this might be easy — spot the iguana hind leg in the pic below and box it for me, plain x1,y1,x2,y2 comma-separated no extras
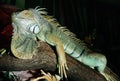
81,52,108,80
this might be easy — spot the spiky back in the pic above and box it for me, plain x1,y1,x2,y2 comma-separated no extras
35,7,84,45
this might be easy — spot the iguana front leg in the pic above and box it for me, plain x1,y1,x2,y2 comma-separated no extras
46,34,68,78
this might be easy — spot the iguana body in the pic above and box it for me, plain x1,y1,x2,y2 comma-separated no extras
11,7,119,81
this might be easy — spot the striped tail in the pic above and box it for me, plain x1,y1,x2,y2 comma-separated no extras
103,67,120,81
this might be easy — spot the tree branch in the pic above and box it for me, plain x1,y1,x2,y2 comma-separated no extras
0,42,106,81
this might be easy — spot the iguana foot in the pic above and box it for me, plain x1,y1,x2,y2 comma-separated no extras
30,70,61,81
58,58,68,78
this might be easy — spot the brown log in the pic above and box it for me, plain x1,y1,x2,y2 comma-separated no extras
0,42,106,81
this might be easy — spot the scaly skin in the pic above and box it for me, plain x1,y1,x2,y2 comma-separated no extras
11,9,68,78
11,7,119,81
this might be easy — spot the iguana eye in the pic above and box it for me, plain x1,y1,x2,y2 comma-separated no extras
29,24,40,34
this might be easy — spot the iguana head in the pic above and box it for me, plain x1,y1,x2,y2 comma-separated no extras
11,8,43,35
11,7,59,59
11,7,47,59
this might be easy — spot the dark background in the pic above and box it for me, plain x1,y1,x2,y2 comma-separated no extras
0,0,120,76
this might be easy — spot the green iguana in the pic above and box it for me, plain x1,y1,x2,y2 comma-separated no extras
10,6,119,81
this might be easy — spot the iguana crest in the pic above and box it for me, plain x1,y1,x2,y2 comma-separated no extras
35,6,83,44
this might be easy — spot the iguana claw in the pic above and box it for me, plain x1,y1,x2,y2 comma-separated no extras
30,70,61,81
58,60,68,78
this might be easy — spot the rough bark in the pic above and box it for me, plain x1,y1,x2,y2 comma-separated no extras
0,42,106,81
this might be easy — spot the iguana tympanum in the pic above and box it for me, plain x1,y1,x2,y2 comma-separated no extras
10,7,119,81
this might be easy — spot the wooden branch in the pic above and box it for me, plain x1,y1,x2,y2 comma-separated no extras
0,42,106,81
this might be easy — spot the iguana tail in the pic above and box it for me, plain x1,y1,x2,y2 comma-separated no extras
103,66,120,81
